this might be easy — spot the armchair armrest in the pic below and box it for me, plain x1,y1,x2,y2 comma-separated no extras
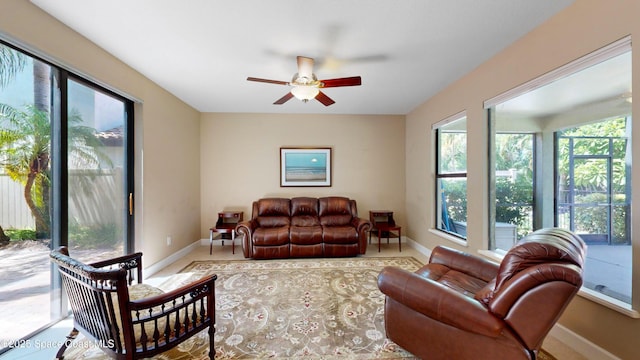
90,252,144,285
378,266,503,338
429,246,499,282
123,274,217,352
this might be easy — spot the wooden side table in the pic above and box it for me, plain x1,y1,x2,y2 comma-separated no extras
374,223,402,252
369,210,401,252
210,211,243,255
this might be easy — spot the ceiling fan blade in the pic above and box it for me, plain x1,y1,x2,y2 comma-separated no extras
274,92,294,105
297,56,315,78
247,77,289,86
315,91,335,106
320,76,362,88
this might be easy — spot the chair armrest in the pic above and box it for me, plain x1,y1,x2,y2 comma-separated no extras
378,266,503,338
90,252,143,269
90,252,144,285
429,246,499,282
129,274,217,309
123,274,217,350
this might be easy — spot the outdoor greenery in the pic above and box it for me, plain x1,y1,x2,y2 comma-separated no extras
4,228,37,241
440,132,534,239
557,116,630,245
68,222,121,249
441,117,629,244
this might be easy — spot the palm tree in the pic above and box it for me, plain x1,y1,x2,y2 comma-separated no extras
0,45,27,88
0,45,27,241
0,104,111,235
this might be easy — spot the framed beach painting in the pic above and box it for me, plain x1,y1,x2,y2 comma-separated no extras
280,147,332,187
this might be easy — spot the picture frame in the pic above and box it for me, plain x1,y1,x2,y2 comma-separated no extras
280,147,332,187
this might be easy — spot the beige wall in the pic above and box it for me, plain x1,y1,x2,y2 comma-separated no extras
200,113,405,238
1,0,202,267
4,0,640,357
406,0,640,358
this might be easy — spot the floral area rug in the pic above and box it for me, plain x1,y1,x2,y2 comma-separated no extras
62,256,423,359
178,257,424,359
61,256,558,359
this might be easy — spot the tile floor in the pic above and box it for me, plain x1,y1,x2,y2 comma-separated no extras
0,239,585,359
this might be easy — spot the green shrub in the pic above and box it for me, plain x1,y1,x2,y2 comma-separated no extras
68,222,121,249
5,228,37,241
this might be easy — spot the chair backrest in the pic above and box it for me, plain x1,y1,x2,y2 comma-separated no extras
477,228,586,351
50,247,141,355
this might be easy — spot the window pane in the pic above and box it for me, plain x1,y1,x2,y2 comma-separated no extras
67,79,126,263
438,131,467,174
557,116,631,304
493,133,534,248
437,177,468,237
0,45,54,350
436,116,467,239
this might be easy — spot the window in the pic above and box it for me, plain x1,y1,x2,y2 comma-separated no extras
485,37,634,312
434,113,467,240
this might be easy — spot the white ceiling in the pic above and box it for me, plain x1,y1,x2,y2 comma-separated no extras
30,0,575,115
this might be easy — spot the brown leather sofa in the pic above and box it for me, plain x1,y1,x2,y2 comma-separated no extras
377,228,586,360
236,196,371,259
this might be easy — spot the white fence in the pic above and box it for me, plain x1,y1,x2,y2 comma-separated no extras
1,170,122,230
0,174,35,229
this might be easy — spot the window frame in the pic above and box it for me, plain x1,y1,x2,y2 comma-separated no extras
482,36,638,317
433,111,468,242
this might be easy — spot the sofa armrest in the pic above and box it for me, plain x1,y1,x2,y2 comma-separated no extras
351,216,372,233
378,266,503,338
429,246,499,283
236,220,257,258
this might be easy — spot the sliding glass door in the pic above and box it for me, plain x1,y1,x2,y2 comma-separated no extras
66,78,132,263
0,41,134,353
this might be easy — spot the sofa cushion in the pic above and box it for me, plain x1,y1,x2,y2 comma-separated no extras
257,198,291,217
253,226,290,246
319,197,353,226
257,216,291,228
322,226,358,244
291,197,319,216
290,225,323,245
291,197,320,226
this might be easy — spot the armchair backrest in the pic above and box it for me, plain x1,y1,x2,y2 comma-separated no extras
50,247,141,354
477,228,586,351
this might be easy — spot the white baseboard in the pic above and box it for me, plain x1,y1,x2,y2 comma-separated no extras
405,236,432,259
143,239,202,279
549,323,620,360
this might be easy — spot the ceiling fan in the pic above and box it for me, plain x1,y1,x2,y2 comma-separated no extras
247,56,362,106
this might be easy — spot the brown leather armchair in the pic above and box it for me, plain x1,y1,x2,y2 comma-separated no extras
377,228,586,360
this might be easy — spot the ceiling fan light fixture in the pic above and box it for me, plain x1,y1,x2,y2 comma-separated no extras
291,85,320,102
